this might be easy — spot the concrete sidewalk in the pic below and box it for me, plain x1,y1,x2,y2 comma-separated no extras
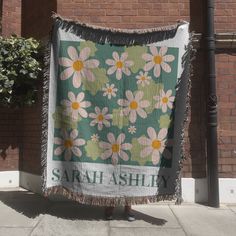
0,188,236,236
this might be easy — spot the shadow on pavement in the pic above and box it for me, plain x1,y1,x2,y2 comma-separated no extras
0,190,167,226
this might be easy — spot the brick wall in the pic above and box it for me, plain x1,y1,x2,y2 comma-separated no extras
0,108,21,171
1,0,21,36
216,54,236,178
1,0,236,179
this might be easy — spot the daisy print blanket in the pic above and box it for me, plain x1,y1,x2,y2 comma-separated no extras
42,15,191,206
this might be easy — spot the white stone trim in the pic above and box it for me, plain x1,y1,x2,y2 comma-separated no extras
19,171,42,194
0,171,19,187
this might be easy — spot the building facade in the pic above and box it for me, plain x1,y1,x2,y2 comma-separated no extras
0,0,236,203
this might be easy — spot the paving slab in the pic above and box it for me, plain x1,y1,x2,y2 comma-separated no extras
110,205,181,228
31,215,109,236
228,205,236,214
110,227,186,236
170,204,236,236
0,201,42,227
0,227,32,236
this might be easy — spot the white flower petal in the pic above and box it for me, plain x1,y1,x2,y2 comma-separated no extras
137,108,147,119
154,64,161,77
125,90,134,101
129,110,137,123
102,107,108,114
117,133,125,144
144,61,154,72
101,149,113,160
107,133,116,144
84,59,99,68
150,46,158,56
121,143,132,150
68,46,79,61
112,51,119,61
99,141,112,149
147,127,157,140
54,146,65,155
152,150,160,165
163,54,175,62
59,57,73,67
76,92,84,102
80,101,91,108
64,149,72,161
142,53,153,61
78,108,88,118
72,146,82,157
140,146,153,158
138,136,152,146
72,73,82,88
106,59,115,66
116,68,122,80
120,150,129,161
162,104,167,113
107,66,117,75
159,46,168,56
83,68,95,81
158,128,167,140
161,62,171,73
112,153,119,165
68,92,76,102
54,138,63,145
60,67,74,80
70,129,78,139
79,47,90,61
120,52,128,61
74,138,85,146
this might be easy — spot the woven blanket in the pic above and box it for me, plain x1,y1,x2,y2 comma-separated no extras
42,15,191,206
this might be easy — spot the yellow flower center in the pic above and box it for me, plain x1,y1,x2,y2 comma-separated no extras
64,139,73,148
116,61,123,68
73,60,84,71
162,97,168,104
141,76,146,81
107,88,113,93
71,102,80,110
112,144,120,153
152,139,161,150
154,55,162,64
130,100,138,110
97,114,104,121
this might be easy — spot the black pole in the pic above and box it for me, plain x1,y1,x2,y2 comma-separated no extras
205,0,219,207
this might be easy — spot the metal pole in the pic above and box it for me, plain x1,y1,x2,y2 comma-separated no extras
205,0,219,207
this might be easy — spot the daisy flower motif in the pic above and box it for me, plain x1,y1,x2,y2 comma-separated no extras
117,90,150,123
142,46,175,78
89,107,112,131
54,129,86,161
99,133,132,165
136,71,151,87
61,91,91,120
138,127,171,165
154,89,175,113
59,46,99,88
102,83,118,99
91,134,99,142
106,51,134,80
128,126,136,134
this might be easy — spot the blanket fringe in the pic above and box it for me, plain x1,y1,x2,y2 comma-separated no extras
174,32,196,203
44,186,175,206
52,13,187,46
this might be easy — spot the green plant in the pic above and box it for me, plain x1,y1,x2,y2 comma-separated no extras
0,36,43,107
